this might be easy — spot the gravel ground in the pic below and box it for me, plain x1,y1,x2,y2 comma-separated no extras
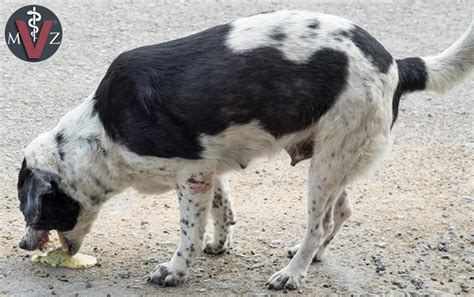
1,0,473,295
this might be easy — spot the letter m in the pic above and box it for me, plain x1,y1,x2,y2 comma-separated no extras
8,32,21,44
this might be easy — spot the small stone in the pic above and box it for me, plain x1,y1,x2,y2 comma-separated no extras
448,225,460,236
118,272,131,279
392,280,406,289
460,282,469,293
371,255,386,275
34,271,49,278
375,241,386,248
269,240,282,247
437,242,448,252
411,278,424,289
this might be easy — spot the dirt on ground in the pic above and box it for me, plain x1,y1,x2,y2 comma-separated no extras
0,0,473,296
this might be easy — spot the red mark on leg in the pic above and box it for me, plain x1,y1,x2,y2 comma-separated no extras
187,173,213,194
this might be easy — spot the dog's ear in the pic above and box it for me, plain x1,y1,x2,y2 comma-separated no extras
17,159,60,225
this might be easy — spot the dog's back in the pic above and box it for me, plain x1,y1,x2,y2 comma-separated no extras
92,11,400,167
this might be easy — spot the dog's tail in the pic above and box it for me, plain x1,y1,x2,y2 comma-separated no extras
396,21,474,95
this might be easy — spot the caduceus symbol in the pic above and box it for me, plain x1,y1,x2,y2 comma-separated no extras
27,6,41,42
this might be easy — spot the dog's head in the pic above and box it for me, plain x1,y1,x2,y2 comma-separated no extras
17,155,97,255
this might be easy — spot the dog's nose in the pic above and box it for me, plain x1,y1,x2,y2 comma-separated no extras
19,239,27,250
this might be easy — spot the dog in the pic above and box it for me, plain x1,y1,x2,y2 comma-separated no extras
17,10,474,290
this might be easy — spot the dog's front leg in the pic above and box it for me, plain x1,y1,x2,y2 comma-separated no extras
148,171,215,287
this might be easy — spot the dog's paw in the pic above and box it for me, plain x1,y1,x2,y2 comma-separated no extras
287,244,324,262
266,268,305,290
203,234,227,255
147,262,186,287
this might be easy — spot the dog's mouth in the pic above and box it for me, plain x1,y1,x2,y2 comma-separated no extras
38,230,51,250
20,229,74,255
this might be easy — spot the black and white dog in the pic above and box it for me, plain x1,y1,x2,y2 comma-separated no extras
17,11,473,290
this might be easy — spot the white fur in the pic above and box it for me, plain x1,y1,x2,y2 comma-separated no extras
227,10,354,63
423,21,474,93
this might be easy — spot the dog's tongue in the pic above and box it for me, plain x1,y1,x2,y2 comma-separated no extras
57,231,69,251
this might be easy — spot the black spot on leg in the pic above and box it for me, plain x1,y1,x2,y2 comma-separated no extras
269,27,286,41
182,229,187,236
307,20,320,29
341,212,345,217
324,237,334,247
189,244,195,252
213,193,223,208
177,251,182,257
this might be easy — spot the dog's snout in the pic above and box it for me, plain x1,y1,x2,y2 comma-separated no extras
19,238,27,250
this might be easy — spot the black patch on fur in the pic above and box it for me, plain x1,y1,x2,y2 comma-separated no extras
349,25,393,73
269,28,286,41
17,159,81,231
55,132,66,160
335,30,349,38
307,20,320,29
392,57,427,125
94,24,349,159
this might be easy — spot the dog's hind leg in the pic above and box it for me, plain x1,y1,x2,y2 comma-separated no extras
148,169,215,287
267,121,390,290
266,148,347,290
288,190,352,262
204,175,236,255
315,190,352,261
